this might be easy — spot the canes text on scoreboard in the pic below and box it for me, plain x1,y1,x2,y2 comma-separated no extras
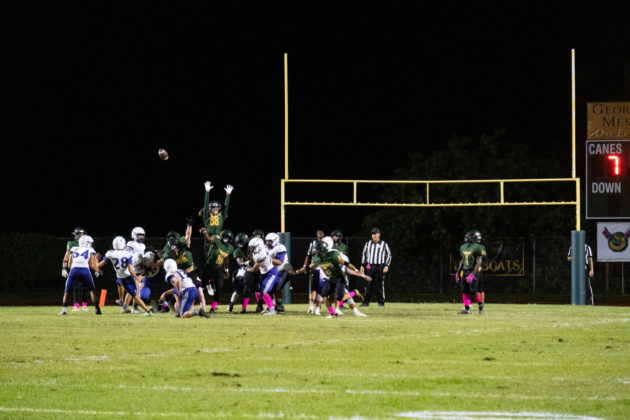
586,140,630,219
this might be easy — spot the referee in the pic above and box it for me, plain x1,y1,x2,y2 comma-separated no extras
360,227,392,307
567,243,595,305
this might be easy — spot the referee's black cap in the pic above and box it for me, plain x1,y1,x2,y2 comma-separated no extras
371,227,381,234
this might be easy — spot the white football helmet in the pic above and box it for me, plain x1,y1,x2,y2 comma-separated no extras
143,251,156,266
131,227,145,242
322,236,334,252
248,237,265,254
265,232,279,248
112,236,126,250
163,258,177,273
79,235,94,248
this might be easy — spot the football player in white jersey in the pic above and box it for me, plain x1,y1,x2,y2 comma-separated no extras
247,238,278,315
98,236,152,316
124,227,146,311
162,259,200,318
265,232,297,313
59,235,102,315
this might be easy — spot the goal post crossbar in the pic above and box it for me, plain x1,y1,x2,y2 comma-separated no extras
280,178,581,232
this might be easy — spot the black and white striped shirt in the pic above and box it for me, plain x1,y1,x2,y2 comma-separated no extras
362,240,392,266
568,244,593,269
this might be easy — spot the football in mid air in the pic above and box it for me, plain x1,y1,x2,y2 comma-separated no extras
158,148,169,160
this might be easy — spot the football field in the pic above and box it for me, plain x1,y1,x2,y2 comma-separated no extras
0,303,628,419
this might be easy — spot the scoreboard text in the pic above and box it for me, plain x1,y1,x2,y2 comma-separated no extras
586,140,630,219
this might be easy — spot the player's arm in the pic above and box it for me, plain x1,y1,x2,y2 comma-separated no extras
127,260,143,286
201,181,213,224
89,253,102,275
61,250,72,277
345,265,371,281
185,225,192,248
588,256,594,277
223,185,233,218
455,255,464,283
158,288,173,304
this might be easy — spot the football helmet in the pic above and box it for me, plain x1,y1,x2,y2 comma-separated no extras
322,236,334,252
234,233,249,249
79,235,94,248
221,229,234,244
464,231,473,243
470,229,482,243
209,200,221,212
265,232,279,248
112,236,127,250
166,231,180,242
315,240,328,257
330,229,343,241
131,227,145,242
163,258,178,273
248,237,265,254
143,251,157,266
251,229,265,238
72,227,86,240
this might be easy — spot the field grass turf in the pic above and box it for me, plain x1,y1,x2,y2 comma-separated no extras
0,303,628,419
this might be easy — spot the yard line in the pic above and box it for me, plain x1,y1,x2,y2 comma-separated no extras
394,411,604,420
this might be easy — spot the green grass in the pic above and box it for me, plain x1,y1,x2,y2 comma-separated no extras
0,303,628,419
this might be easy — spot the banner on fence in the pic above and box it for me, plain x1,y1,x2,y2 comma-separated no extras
450,239,525,276
596,222,630,262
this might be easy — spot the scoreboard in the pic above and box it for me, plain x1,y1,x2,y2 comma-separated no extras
586,140,630,219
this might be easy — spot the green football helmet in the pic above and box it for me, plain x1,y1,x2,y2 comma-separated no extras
209,200,221,212
221,229,234,244
251,229,265,239
330,229,343,241
235,232,249,249
72,227,86,240
166,231,180,242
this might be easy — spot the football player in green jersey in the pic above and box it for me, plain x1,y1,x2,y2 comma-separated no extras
310,237,368,318
455,230,486,314
469,229,487,305
201,228,235,313
199,181,233,237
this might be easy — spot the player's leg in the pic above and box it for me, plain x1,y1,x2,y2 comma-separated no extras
72,284,81,312
260,270,278,315
180,287,199,318
60,272,76,315
336,282,367,317
273,270,290,313
459,270,472,314
121,278,151,314
362,266,375,306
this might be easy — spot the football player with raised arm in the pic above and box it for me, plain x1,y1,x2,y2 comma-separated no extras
59,235,102,315
455,230,486,315
98,236,152,316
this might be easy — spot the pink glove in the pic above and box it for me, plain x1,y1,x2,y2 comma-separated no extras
466,273,476,284
455,273,460,284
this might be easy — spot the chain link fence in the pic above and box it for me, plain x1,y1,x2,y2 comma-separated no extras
0,233,628,304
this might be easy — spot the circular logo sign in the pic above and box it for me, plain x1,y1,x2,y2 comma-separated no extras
608,231,628,252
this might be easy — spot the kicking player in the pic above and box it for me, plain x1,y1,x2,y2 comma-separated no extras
247,237,277,315
265,232,297,313
201,229,235,313
59,235,102,315
455,230,486,314
98,236,152,315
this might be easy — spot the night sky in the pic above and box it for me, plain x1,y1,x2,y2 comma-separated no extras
2,1,629,237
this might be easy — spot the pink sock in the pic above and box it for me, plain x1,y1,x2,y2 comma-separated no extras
262,294,274,308
462,294,471,307
476,295,482,303
328,306,336,316
74,303,80,309
349,291,355,298
243,298,250,310
255,292,261,303
211,301,218,310
82,302,87,307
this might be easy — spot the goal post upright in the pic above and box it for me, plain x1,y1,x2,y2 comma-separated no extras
281,52,289,233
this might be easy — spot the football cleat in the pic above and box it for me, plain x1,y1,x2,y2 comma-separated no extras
314,307,321,316
81,305,89,312
72,306,79,312
239,309,247,314
335,308,344,315
307,305,314,314
354,311,368,317
263,308,277,315
115,299,123,307
326,314,337,319
95,307,102,315
131,308,140,314
199,309,210,318
459,309,471,315
59,309,67,315
121,308,131,314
